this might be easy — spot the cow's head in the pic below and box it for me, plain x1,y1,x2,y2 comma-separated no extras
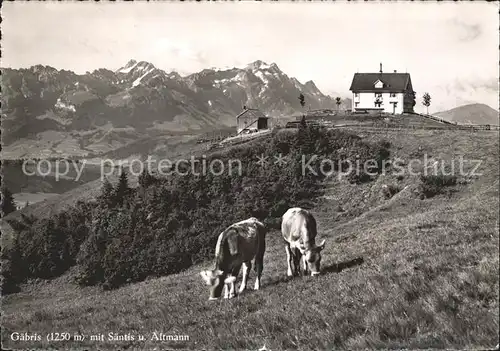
200,269,236,300
304,239,326,276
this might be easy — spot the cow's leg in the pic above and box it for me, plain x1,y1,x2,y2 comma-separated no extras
253,268,261,291
302,254,309,276
239,262,251,293
292,249,301,276
254,237,265,290
228,280,235,299
285,244,294,277
228,264,241,299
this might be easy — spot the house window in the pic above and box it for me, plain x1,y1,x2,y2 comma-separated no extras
354,93,359,97
375,93,382,97
375,102,382,107
355,102,359,107
390,93,396,97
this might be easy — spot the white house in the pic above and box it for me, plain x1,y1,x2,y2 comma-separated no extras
349,64,416,114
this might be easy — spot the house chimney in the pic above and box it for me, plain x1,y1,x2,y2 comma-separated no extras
379,63,383,73
394,70,397,73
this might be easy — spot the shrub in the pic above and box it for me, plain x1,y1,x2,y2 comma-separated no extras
4,201,93,285
1,186,16,216
1,244,23,294
381,184,401,199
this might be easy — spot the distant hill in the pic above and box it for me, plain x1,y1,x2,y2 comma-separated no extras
434,103,499,125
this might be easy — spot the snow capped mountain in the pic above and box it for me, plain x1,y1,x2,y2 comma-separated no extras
184,60,337,117
115,60,169,88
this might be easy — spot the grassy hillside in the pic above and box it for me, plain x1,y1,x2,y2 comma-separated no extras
3,126,389,289
2,128,498,350
434,103,499,125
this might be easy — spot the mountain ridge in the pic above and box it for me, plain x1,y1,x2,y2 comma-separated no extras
1,59,346,158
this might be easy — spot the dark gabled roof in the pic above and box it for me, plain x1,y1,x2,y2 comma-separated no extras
349,73,411,92
236,108,268,120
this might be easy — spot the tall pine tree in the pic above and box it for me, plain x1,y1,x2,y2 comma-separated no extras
114,168,129,207
98,177,115,209
138,169,156,189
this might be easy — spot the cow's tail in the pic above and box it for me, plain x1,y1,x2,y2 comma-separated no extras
254,221,267,274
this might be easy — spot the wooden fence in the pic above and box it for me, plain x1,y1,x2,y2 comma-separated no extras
411,112,499,131
331,124,499,131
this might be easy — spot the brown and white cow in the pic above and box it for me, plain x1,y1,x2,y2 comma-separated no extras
200,217,267,300
281,207,326,277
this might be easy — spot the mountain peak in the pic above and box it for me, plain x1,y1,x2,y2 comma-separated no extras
167,71,182,80
304,80,317,88
246,60,277,72
31,64,58,73
136,61,156,69
116,59,156,75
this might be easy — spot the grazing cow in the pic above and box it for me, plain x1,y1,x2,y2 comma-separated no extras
281,207,326,277
200,217,267,300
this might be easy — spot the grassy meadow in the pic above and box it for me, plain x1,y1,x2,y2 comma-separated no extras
2,128,499,350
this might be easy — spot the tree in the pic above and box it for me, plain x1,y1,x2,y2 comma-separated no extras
422,92,431,115
1,187,16,216
114,168,129,207
300,115,307,129
335,97,342,112
298,93,305,109
404,90,416,113
138,169,156,189
98,177,115,209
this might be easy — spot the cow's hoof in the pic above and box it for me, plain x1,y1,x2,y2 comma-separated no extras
208,297,219,301
228,293,236,299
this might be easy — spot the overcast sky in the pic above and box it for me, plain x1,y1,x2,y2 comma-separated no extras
2,1,498,112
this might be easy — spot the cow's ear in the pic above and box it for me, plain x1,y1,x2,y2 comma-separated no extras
317,239,326,251
215,269,224,277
